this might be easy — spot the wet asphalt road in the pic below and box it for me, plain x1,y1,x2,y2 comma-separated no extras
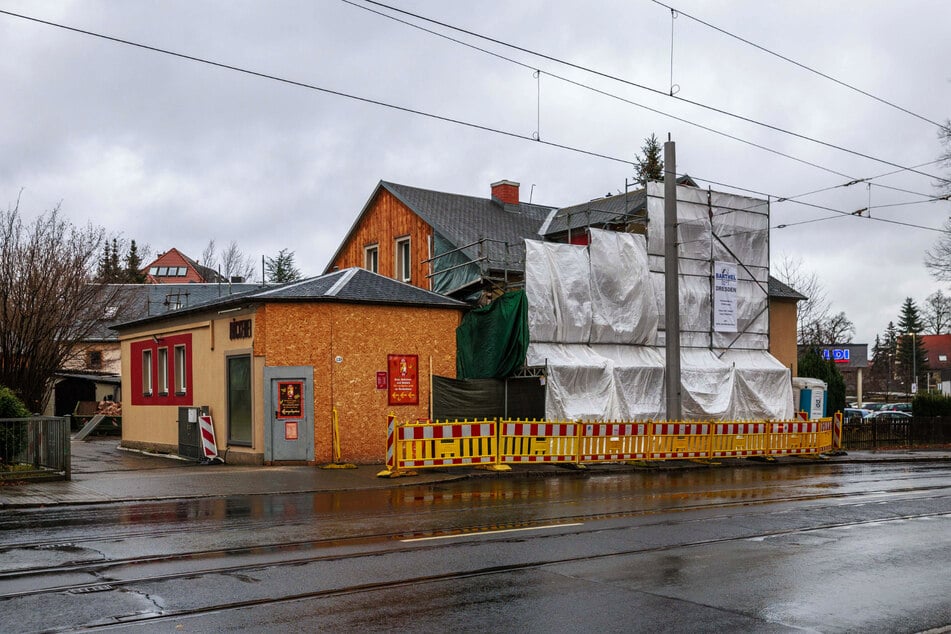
1,461,950,632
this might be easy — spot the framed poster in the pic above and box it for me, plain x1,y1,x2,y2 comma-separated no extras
376,371,388,390
387,354,419,405
284,421,299,441
277,381,304,419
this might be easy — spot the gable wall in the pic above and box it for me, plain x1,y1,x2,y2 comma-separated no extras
328,189,434,290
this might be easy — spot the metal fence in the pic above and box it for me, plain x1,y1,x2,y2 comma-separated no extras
0,417,71,481
842,416,951,450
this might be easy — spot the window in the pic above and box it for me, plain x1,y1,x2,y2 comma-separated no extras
395,237,411,282
174,345,187,394
364,244,379,273
157,348,169,395
157,267,168,276
149,267,158,275
227,355,252,445
88,350,103,370
141,349,153,396
176,267,187,276
102,306,118,319
940,354,948,362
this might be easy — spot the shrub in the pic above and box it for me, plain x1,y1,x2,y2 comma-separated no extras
912,392,951,416
0,386,30,465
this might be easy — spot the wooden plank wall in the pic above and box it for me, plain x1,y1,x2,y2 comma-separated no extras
330,188,433,289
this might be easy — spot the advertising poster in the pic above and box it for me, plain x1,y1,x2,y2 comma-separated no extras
277,381,303,419
713,261,738,333
387,354,419,405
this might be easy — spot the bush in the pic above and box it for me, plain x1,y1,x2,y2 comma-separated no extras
0,386,30,465
912,392,951,416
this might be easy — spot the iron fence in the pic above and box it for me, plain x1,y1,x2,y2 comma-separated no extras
0,417,71,481
843,416,951,450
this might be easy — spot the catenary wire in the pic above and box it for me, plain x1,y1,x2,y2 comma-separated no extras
649,0,948,131
358,0,951,185
345,0,945,205
0,8,945,238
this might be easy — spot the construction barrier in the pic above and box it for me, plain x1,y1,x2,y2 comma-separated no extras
498,421,578,465
580,422,651,462
379,415,838,476
711,422,769,458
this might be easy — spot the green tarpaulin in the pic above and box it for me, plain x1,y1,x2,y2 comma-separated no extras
456,290,529,379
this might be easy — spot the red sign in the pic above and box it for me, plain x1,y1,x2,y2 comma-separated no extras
387,354,419,405
277,381,303,419
376,371,388,390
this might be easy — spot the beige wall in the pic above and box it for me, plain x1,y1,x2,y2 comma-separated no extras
119,308,263,462
769,298,799,377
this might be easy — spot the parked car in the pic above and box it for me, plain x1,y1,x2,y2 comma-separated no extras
863,411,912,423
843,408,871,423
885,402,913,413
861,403,887,412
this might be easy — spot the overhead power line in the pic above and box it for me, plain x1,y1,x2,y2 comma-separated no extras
650,0,948,131
345,0,943,204
358,0,951,185
1,8,945,238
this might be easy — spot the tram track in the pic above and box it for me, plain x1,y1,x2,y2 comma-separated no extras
18,505,951,632
2,482,950,601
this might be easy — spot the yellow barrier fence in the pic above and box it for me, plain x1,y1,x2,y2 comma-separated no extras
379,415,838,476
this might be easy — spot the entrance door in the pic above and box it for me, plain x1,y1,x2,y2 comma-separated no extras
264,367,314,462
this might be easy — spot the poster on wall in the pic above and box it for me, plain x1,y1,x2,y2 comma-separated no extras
277,381,304,418
713,261,738,333
387,354,419,405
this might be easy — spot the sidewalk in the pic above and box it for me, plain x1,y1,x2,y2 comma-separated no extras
1,437,949,509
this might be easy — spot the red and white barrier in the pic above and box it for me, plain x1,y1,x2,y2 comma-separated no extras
198,415,219,460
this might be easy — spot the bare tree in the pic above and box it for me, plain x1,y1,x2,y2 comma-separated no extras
0,201,130,412
201,239,216,268
219,240,256,282
923,290,951,334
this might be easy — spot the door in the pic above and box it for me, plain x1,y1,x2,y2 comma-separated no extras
264,367,314,462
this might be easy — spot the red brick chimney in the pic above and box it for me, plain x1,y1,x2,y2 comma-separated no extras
491,180,520,206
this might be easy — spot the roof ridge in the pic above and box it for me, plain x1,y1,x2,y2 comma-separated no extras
326,267,360,296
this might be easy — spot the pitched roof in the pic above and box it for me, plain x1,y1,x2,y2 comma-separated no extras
88,282,265,341
325,181,556,275
112,268,466,331
920,334,951,370
768,276,808,301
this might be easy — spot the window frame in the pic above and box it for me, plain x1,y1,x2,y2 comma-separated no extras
364,244,379,273
227,354,253,446
395,237,411,282
141,349,153,397
157,347,169,396
174,344,187,395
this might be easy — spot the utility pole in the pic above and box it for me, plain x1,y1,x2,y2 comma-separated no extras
664,136,682,421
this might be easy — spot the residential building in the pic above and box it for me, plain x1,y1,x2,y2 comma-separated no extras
142,247,226,284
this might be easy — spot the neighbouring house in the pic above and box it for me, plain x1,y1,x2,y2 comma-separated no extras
46,281,261,418
327,178,804,375
919,334,951,393
142,247,227,284
112,268,466,465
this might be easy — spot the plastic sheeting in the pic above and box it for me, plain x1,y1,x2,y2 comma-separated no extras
524,185,792,423
646,182,770,351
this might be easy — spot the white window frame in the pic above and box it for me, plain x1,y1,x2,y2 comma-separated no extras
364,244,379,273
395,237,411,282
157,347,169,395
142,349,153,396
174,344,187,394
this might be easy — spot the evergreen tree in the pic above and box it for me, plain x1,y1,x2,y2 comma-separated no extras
265,248,302,284
798,348,846,414
634,133,664,185
122,240,146,283
897,297,928,393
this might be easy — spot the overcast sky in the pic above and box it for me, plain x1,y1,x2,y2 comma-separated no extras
3,0,950,346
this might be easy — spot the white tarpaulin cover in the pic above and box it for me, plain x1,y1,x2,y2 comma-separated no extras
525,188,792,422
